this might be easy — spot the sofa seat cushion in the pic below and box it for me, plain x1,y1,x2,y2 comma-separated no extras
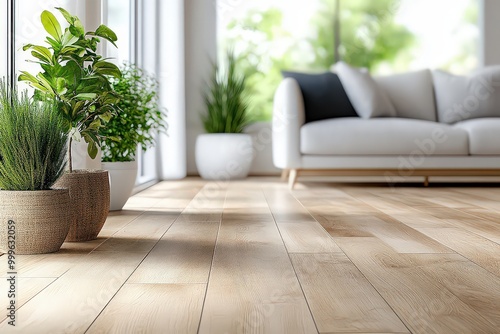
301,118,469,155
454,118,500,155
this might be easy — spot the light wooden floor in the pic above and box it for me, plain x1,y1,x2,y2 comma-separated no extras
1,178,499,333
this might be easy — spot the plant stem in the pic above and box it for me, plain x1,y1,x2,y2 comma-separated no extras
68,137,73,173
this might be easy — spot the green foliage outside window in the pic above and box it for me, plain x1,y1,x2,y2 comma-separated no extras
223,0,414,121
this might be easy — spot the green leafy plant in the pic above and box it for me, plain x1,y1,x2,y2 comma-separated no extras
19,7,121,172
101,63,167,162
203,50,250,133
0,81,67,191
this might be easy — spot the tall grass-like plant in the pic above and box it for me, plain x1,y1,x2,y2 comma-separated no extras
203,51,250,133
0,81,67,191
101,63,167,162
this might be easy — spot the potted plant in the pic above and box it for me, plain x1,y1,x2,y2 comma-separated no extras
0,82,70,254
101,63,167,211
196,50,253,180
19,7,121,241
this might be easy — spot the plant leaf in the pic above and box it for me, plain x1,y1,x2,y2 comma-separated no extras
61,30,79,47
87,140,98,159
75,93,97,101
29,46,53,61
18,71,40,85
56,7,74,25
55,77,67,95
57,7,85,37
93,61,122,78
41,10,62,42
31,49,53,64
94,25,118,46
98,111,113,122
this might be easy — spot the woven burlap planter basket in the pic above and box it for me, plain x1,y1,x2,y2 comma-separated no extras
54,170,110,242
0,189,71,254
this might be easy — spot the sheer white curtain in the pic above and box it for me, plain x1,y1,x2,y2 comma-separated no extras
138,0,215,180
157,0,187,179
0,2,7,79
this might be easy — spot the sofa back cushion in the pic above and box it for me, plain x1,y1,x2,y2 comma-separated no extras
432,67,500,123
335,61,397,119
374,69,437,122
281,71,358,123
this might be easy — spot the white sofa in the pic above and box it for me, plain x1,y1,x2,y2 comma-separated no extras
273,65,500,188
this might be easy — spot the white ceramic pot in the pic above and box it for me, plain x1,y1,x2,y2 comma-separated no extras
195,133,254,180
102,160,138,211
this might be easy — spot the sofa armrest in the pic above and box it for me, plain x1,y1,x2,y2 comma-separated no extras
272,78,305,169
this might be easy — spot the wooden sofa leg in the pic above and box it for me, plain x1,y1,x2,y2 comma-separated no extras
288,169,298,190
281,169,290,181
424,176,430,187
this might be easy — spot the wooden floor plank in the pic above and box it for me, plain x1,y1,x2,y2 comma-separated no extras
335,237,498,334
0,249,93,278
198,206,317,333
404,253,500,327
314,212,452,254
277,221,342,253
0,277,55,323
128,221,219,284
183,182,227,210
175,208,222,223
389,212,453,229
94,212,177,253
0,251,146,333
264,189,318,222
291,253,409,333
415,227,500,277
441,218,500,244
87,283,206,334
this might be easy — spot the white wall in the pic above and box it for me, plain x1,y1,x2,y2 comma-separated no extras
480,0,500,66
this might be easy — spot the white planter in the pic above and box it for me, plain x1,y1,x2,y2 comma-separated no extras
71,140,102,170
102,160,138,211
195,133,254,180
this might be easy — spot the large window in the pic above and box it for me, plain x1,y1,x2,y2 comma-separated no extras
0,0,159,188
218,0,479,121
15,0,76,87
105,0,160,188
105,0,133,64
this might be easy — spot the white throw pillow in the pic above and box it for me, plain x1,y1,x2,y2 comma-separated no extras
432,67,500,124
335,61,396,119
375,69,436,122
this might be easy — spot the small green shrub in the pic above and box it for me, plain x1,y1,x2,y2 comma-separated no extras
0,81,67,191
203,50,250,133
19,7,121,171
101,63,167,162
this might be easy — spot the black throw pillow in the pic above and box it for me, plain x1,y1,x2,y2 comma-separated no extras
282,71,358,123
